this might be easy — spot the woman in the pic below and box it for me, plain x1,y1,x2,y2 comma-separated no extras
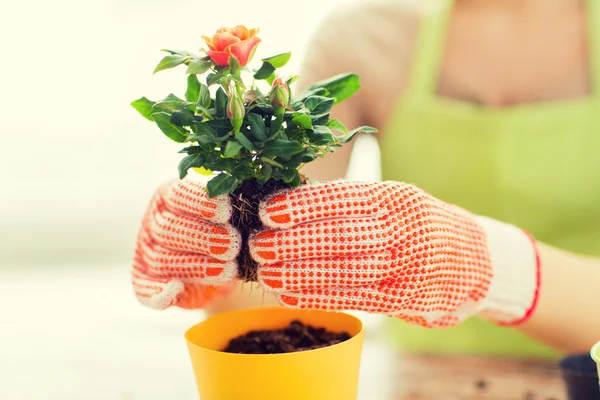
132,0,600,358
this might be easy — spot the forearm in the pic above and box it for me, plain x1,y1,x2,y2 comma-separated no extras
474,217,600,353
516,243,600,353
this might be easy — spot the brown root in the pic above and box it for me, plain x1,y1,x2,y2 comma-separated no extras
229,176,307,282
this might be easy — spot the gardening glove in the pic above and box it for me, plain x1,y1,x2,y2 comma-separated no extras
132,169,241,310
249,180,540,328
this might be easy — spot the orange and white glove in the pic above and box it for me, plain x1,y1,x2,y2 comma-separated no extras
249,181,541,328
132,170,241,310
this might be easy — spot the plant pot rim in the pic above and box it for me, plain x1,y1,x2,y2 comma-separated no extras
185,306,365,357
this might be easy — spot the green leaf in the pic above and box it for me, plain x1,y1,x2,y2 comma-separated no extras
269,114,284,137
178,145,203,154
185,75,201,102
255,103,275,114
204,157,236,172
261,157,284,168
161,49,198,57
186,58,211,74
195,141,215,151
191,122,218,144
254,62,276,80
194,121,229,143
311,113,329,126
178,154,205,179
293,88,328,105
307,73,360,103
271,168,300,185
307,132,336,145
154,55,189,73
266,73,276,86
207,73,225,86
287,75,299,86
287,155,303,169
247,113,267,141
207,173,239,197
262,52,291,68
152,94,194,111
196,83,211,110
306,126,337,145
313,125,332,135
305,96,334,115
152,112,188,143
193,166,213,176
232,164,255,181
228,54,241,75
326,119,348,134
224,140,244,157
196,106,216,116
292,113,313,129
279,168,298,183
340,126,378,143
206,119,232,133
235,131,255,151
131,97,155,121
275,168,301,186
258,163,272,184
171,109,194,126
262,139,304,159
291,150,317,165
215,87,228,118
289,170,302,186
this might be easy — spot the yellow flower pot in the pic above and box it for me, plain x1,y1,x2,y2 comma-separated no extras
185,307,365,400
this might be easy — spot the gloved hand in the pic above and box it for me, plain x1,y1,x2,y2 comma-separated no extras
132,170,241,310
250,181,541,328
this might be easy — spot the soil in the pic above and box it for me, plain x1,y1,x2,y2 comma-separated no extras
222,320,351,354
229,176,307,282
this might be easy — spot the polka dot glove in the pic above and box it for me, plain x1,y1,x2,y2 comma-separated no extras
250,181,541,328
132,170,240,310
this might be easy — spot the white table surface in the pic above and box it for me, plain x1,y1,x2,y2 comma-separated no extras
1,261,395,400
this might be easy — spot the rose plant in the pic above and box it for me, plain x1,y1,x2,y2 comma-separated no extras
131,25,376,280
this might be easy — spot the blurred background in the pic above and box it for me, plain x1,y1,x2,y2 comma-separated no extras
0,0,382,399
0,0,379,265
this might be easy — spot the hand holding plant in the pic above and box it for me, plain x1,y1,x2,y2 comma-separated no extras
131,25,376,308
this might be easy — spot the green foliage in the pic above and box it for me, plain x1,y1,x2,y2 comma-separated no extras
153,94,193,111
152,112,188,142
132,42,377,197
254,63,275,80
302,73,361,104
262,52,291,68
154,55,189,73
187,59,211,74
131,97,155,121
292,113,313,129
185,75,201,102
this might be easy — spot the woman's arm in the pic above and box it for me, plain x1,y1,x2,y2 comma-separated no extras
250,180,600,355
519,244,600,353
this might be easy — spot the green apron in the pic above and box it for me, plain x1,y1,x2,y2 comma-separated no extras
380,0,600,358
